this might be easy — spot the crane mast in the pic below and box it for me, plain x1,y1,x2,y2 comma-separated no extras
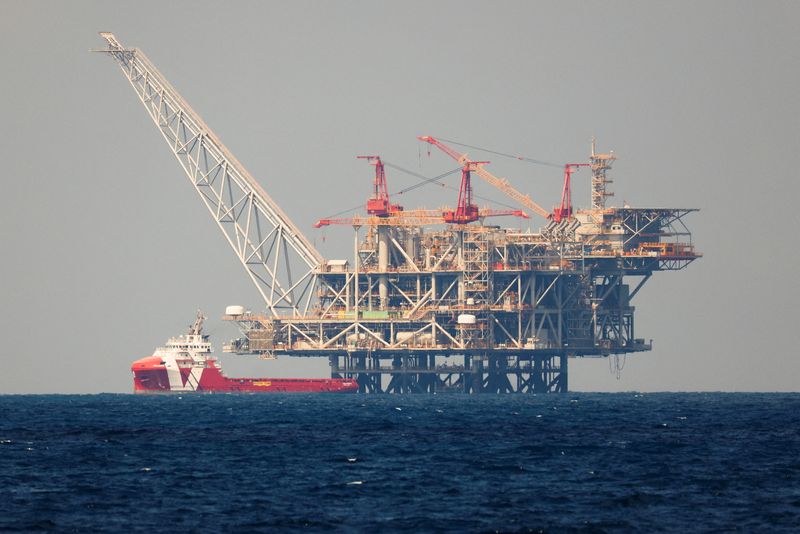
359,156,402,217
96,33,323,318
553,163,591,222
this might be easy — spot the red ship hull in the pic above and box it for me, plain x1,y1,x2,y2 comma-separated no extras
132,356,358,393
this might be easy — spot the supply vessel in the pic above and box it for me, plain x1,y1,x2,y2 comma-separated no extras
131,312,358,393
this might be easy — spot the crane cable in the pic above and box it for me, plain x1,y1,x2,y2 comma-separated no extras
319,165,461,220
319,160,525,220
384,162,524,211
435,137,562,169
384,163,460,196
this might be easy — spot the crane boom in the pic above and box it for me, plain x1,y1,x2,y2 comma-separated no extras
418,136,552,220
315,216,446,228
315,208,527,228
96,33,323,317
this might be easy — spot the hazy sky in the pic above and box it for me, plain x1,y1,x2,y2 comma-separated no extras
1,1,798,393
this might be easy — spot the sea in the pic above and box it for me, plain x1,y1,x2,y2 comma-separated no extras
1,393,799,533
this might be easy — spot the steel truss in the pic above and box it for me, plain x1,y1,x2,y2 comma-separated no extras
97,33,323,317
329,352,567,394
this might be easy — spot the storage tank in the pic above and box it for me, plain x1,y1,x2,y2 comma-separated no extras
225,305,245,316
346,332,384,343
457,314,477,325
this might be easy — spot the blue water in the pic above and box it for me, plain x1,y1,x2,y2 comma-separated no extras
1,393,799,532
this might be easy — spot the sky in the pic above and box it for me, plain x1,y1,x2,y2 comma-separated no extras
1,0,798,393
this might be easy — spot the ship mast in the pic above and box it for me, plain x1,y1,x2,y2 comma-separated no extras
190,310,206,336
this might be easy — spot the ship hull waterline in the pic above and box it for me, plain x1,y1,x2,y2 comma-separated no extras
132,356,358,394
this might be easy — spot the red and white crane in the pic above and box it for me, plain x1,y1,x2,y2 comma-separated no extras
552,163,591,222
418,135,552,220
359,155,403,217
442,160,485,224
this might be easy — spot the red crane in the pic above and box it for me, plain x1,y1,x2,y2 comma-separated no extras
358,155,402,217
552,163,591,222
443,161,487,224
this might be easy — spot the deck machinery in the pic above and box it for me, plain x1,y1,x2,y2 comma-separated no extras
97,33,700,393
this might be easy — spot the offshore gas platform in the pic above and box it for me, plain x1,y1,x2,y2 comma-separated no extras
97,33,700,393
